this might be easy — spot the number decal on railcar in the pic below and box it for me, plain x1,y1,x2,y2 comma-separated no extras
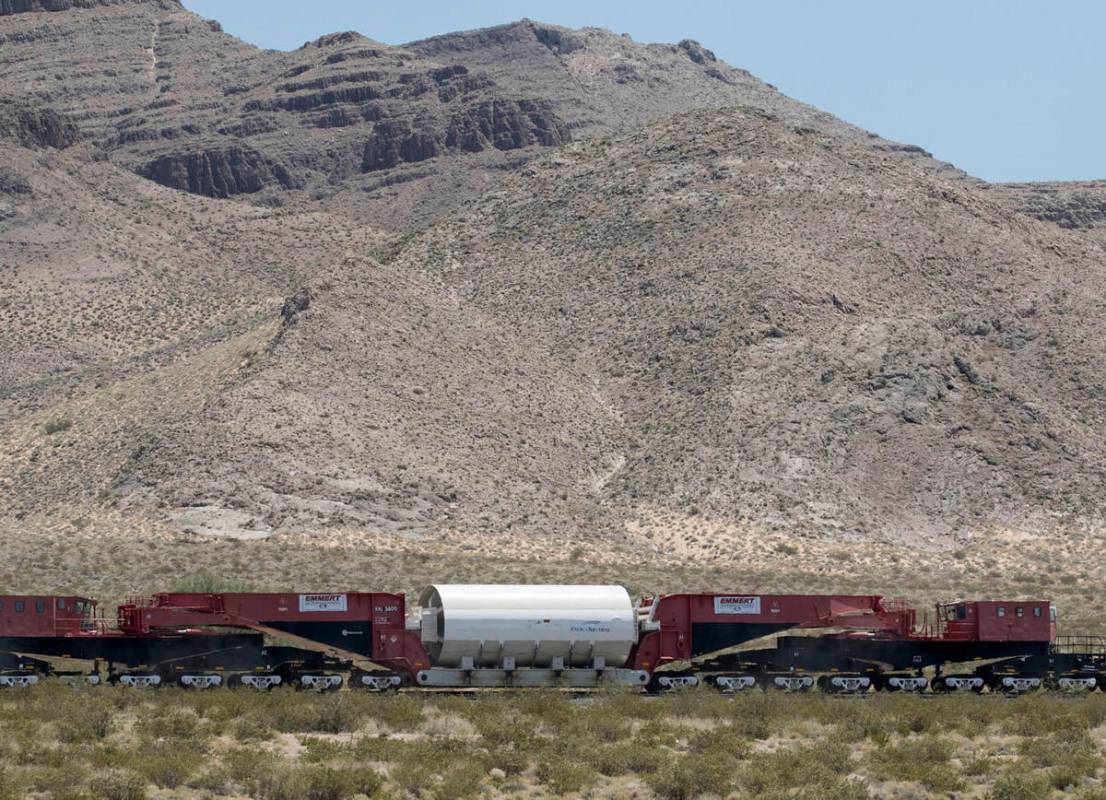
714,596,761,615
299,593,348,612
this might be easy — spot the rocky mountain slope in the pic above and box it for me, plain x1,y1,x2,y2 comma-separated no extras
397,108,1106,541
2,0,1104,545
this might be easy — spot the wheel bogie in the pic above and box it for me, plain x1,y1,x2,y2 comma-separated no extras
991,674,1043,694
710,674,758,693
116,673,163,689
178,673,224,689
295,673,343,692
818,674,871,694
933,675,985,693
0,671,40,688
763,674,815,692
882,675,929,692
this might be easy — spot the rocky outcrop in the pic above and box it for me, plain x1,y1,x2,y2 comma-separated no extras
678,39,717,65
141,146,299,198
0,100,79,148
447,98,569,151
361,100,568,172
0,0,176,14
1011,185,1106,230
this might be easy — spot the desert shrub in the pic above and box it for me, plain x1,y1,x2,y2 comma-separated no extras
301,737,353,764
601,688,666,721
369,693,424,731
252,765,377,800
352,733,407,762
867,735,964,792
129,741,205,789
88,770,147,800
231,713,275,740
485,742,530,776
57,699,114,743
1000,694,1106,737
990,768,1052,800
646,752,733,800
536,749,598,794
1019,728,1099,789
135,707,201,740
43,418,72,435
634,719,680,748
687,723,751,759
586,740,664,776
0,767,22,800
222,746,281,793
435,761,486,799
26,764,89,795
736,740,853,795
514,690,577,731
390,760,435,795
791,778,872,800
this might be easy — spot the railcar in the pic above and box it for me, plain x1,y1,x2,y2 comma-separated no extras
0,586,1100,693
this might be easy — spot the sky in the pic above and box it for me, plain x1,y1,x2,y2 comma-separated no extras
182,0,1104,183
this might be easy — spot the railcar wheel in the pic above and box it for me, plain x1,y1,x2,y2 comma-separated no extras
1052,675,1096,692
761,674,814,692
709,674,758,693
880,675,928,693
0,671,41,688
818,674,871,694
653,675,700,692
116,673,162,689
990,674,1042,694
178,673,224,690
295,673,343,692
351,671,404,692
230,673,282,690
932,675,984,693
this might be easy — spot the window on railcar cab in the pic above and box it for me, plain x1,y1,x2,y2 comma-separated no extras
14,601,24,613
35,600,45,613
1015,607,1023,618
0,599,4,611
57,599,66,611
1034,607,1042,617
997,606,1005,617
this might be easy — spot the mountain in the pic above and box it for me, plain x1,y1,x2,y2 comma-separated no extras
2,1,1104,546
0,1,956,231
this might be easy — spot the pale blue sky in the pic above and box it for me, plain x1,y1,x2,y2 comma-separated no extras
183,0,1104,183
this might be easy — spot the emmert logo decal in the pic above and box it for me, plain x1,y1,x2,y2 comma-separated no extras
714,596,761,615
299,593,348,613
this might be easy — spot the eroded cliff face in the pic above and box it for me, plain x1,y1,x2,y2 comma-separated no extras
141,146,299,197
0,99,79,148
0,0,175,14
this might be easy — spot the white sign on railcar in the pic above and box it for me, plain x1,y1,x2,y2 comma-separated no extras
714,596,761,615
299,593,348,612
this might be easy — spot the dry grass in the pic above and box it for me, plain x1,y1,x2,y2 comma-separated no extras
2,684,1106,799
1,505,1101,631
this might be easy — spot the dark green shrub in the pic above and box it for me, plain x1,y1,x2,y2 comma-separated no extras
646,752,733,800
990,769,1052,800
88,771,147,800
